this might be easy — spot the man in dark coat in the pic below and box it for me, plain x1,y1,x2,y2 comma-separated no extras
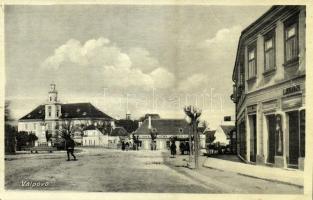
170,141,177,158
66,134,77,161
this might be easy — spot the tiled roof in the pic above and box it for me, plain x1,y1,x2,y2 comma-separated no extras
115,119,139,133
19,103,113,121
110,127,128,137
19,105,45,120
135,119,190,135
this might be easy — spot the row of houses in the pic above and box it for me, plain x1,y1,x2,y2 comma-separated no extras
18,84,222,151
231,6,306,170
18,84,235,152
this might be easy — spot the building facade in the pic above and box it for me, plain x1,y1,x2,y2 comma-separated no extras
134,116,205,151
231,6,305,170
18,84,113,146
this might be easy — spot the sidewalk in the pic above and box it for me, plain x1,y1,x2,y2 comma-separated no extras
203,156,304,187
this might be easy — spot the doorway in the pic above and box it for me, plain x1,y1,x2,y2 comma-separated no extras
288,111,300,168
266,114,276,164
249,115,257,162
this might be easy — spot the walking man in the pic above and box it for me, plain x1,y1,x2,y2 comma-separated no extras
66,134,77,161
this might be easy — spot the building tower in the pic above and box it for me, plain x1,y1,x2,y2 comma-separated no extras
45,84,62,137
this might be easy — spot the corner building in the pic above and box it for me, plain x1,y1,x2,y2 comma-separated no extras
231,6,305,170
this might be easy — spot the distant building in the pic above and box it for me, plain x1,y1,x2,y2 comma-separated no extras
18,84,113,146
115,116,139,134
134,116,205,151
214,125,235,146
231,6,305,170
82,125,106,147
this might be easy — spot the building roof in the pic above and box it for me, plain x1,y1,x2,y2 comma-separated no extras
115,119,139,133
19,103,113,121
19,105,45,121
135,119,190,135
220,125,235,137
110,127,128,137
83,124,97,131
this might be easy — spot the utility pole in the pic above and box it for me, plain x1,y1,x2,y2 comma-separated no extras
184,105,202,169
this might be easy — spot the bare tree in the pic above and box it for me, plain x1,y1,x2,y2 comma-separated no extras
184,105,202,169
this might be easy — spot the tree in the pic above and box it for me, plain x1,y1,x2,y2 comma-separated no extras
200,120,208,131
184,105,202,169
206,132,216,144
45,130,53,142
53,119,73,150
5,101,16,154
28,132,38,147
16,131,30,150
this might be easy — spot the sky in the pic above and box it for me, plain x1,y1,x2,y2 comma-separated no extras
5,5,271,128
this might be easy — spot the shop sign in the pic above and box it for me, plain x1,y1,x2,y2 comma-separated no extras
283,85,301,96
247,105,257,114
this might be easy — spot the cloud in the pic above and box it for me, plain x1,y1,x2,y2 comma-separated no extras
177,73,209,92
176,26,242,92
41,37,175,90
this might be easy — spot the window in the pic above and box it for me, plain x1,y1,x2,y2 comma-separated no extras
264,31,275,71
47,122,52,130
56,107,59,117
48,106,51,117
25,124,28,130
34,123,36,130
248,44,257,79
285,16,299,63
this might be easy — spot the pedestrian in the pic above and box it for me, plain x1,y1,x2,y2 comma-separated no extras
65,134,77,161
170,141,176,158
185,142,190,155
179,142,185,155
125,141,129,151
121,140,125,151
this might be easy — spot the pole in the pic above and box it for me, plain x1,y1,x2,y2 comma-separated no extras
188,126,192,165
193,120,199,169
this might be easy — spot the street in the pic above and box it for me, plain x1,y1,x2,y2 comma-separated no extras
5,148,303,193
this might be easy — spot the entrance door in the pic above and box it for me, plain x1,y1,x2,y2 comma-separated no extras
249,115,257,162
288,111,300,167
267,115,276,164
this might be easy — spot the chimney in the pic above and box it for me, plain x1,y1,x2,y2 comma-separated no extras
148,116,152,129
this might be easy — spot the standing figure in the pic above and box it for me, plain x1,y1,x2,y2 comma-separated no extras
121,141,125,151
170,141,177,158
179,142,185,155
66,134,77,161
125,141,129,151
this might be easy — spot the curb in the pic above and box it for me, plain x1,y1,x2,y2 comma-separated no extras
203,157,303,187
